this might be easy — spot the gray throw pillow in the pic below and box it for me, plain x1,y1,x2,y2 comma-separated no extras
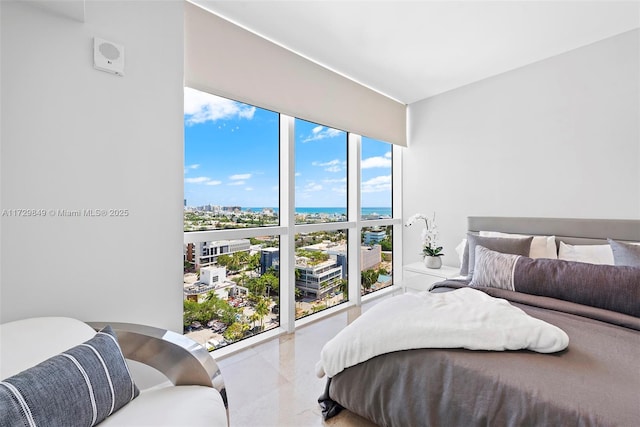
608,239,640,267
0,325,139,426
514,257,640,317
466,233,533,278
469,245,521,291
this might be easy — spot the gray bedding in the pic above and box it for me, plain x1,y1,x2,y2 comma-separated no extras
320,284,640,427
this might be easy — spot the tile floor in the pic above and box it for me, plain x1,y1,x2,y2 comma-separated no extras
215,295,392,427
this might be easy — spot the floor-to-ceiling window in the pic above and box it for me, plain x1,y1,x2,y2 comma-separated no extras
360,137,394,295
183,88,400,350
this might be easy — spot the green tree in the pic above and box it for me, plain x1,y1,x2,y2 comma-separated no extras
183,299,202,329
223,322,248,341
254,296,270,330
217,254,232,268
260,272,279,296
248,253,261,272
337,279,349,299
247,277,266,297
235,251,250,265
237,272,249,288
361,269,378,294
380,236,392,251
249,312,261,329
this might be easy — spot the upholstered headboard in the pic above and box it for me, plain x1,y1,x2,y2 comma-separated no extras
468,217,640,246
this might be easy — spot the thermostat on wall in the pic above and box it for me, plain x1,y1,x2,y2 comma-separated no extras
93,37,125,76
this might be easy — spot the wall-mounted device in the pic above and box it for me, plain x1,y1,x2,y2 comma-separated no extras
93,37,124,76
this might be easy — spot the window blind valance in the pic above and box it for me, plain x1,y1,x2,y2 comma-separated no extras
185,1,407,146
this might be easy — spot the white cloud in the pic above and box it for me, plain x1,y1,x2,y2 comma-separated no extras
323,177,347,184
245,187,254,191
304,182,323,192
295,172,301,177
230,173,252,180
384,151,392,158
362,175,391,193
312,159,340,167
228,181,245,186
184,87,255,125
361,154,391,169
184,164,200,174
312,159,343,172
331,186,347,194
185,176,222,186
302,126,343,143
185,177,211,184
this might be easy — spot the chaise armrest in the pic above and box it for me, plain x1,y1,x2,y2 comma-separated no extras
87,321,228,410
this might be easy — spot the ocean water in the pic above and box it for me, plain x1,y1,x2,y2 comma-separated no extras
245,207,392,217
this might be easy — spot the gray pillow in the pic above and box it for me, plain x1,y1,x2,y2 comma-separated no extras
466,233,533,278
514,257,640,317
469,245,521,291
0,325,139,426
466,245,640,317
608,239,640,267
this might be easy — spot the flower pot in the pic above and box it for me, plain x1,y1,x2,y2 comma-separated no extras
424,256,442,269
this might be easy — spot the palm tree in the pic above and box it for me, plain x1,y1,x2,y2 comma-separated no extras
337,279,349,299
249,312,260,329
254,297,270,330
361,269,378,294
237,272,248,288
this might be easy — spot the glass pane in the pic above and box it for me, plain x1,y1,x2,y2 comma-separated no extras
294,229,348,319
294,118,347,224
184,88,279,232
183,235,280,350
361,225,393,295
361,137,392,220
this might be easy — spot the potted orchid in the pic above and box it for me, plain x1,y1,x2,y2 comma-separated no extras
405,212,444,269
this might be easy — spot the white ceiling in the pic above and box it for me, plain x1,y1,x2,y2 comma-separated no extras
191,1,640,105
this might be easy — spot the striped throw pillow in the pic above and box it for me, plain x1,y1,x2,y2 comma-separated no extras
469,245,521,291
0,325,139,426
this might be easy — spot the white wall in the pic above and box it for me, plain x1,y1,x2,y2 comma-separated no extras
0,1,184,331
403,29,640,267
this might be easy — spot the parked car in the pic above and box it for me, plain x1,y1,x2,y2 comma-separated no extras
206,339,228,351
209,321,227,333
190,321,202,330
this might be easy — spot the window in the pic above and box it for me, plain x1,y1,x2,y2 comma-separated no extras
184,88,401,351
294,118,347,224
294,229,348,319
184,87,279,231
361,136,392,220
360,137,393,294
183,88,280,348
360,225,393,295
183,235,280,348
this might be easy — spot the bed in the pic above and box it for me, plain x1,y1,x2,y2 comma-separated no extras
317,217,640,427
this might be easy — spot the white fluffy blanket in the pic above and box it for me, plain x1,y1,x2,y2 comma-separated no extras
315,288,569,378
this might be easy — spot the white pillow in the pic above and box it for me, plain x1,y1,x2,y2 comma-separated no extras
455,239,467,266
479,231,557,259
558,242,614,265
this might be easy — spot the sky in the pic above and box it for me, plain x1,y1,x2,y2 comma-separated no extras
184,87,392,208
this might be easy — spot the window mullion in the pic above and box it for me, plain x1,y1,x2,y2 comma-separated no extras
348,133,362,306
392,144,404,288
279,114,296,333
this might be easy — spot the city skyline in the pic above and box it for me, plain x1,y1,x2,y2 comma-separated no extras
184,87,392,208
